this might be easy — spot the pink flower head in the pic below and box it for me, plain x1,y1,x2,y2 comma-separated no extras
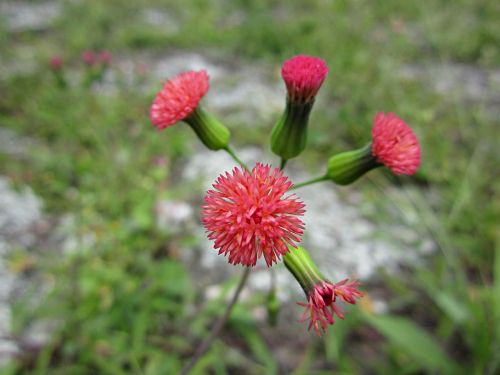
49,56,63,70
371,112,421,175
99,51,112,65
299,279,363,336
202,163,305,267
281,54,329,103
82,50,97,65
150,70,209,130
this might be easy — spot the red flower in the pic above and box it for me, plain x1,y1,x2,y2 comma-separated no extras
202,164,305,267
150,70,209,130
371,113,421,175
50,56,63,70
299,279,363,336
281,55,329,103
82,50,97,65
99,51,112,64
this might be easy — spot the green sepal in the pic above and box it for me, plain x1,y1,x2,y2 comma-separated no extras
326,143,379,185
270,98,314,161
185,107,230,151
284,246,325,295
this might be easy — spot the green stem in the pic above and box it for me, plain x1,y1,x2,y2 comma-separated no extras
280,158,287,170
291,175,329,190
180,267,251,375
224,146,250,172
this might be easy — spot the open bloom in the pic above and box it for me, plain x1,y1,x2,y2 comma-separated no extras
299,279,363,336
281,54,329,103
150,70,209,130
202,163,305,267
372,112,421,175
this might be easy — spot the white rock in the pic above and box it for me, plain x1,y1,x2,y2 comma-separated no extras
155,200,194,233
0,2,61,32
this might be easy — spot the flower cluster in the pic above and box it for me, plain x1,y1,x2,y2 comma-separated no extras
150,70,209,130
150,53,422,335
372,112,421,175
202,163,305,267
81,50,112,66
281,54,329,103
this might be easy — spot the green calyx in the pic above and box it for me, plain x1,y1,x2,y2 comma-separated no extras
326,142,379,185
270,97,315,161
284,246,325,295
185,107,230,151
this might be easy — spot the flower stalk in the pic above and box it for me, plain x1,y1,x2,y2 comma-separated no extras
180,267,251,375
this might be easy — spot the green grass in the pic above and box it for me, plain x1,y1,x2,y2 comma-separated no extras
0,0,498,373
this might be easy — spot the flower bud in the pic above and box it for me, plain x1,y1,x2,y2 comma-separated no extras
270,55,328,161
150,70,230,151
326,112,421,185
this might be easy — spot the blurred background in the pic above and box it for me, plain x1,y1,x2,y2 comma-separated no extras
0,0,499,374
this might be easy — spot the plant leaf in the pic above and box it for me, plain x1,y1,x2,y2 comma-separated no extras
365,314,458,374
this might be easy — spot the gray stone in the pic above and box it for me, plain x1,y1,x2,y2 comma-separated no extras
0,128,38,158
0,1,61,33
0,177,42,249
0,176,45,366
155,199,195,234
141,8,180,33
0,339,19,367
399,63,500,103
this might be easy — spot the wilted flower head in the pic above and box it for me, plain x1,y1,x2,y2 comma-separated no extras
371,112,421,175
150,70,209,130
202,163,305,267
281,55,329,103
284,246,363,335
82,50,97,65
299,279,363,336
